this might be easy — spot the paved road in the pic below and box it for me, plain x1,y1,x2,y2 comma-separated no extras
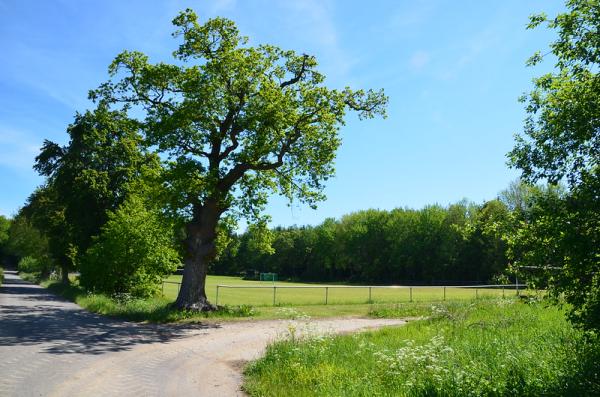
0,270,406,396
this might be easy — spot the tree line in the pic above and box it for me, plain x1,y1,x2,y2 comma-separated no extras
213,200,513,285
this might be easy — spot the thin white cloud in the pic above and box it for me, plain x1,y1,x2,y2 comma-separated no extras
277,0,358,86
0,126,41,172
409,50,431,71
437,25,501,81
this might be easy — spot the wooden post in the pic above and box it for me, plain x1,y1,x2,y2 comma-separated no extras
273,286,277,306
216,285,219,306
369,287,372,303
443,286,446,301
410,287,413,303
325,287,329,305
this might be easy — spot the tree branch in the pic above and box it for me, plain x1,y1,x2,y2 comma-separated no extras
280,54,309,89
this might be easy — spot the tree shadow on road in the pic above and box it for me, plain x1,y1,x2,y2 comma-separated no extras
0,271,219,355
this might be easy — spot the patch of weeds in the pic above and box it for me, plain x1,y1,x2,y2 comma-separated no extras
246,300,593,396
368,302,434,318
212,304,257,318
276,307,310,320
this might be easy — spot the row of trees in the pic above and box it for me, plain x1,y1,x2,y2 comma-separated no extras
214,200,512,284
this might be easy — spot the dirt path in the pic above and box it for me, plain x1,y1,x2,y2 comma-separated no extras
0,270,406,396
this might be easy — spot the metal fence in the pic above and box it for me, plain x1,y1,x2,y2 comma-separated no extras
211,283,527,306
161,280,182,295
161,280,528,306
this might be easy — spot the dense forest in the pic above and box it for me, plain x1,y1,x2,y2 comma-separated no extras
213,200,513,284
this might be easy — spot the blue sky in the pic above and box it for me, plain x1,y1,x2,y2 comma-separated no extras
0,0,563,226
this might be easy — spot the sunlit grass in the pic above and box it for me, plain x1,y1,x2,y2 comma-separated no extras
244,299,600,396
21,271,532,324
162,274,515,306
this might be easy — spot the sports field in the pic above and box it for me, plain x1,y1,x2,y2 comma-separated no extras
161,275,518,306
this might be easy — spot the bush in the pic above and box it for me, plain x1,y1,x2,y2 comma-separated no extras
80,195,181,298
17,255,52,275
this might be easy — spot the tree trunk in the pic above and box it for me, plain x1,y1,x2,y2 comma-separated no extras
61,264,69,284
174,200,222,311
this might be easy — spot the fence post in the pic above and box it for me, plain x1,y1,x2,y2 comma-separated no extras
273,286,277,306
475,288,478,299
325,287,329,305
502,286,505,298
443,286,446,301
409,287,413,303
369,287,372,303
216,285,219,306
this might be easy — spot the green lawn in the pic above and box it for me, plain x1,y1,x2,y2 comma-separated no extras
244,299,600,396
162,275,516,306
23,271,531,323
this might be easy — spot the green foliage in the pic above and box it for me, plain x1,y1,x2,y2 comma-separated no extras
510,0,600,185
245,300,599,396
17,256,51,275
0,215,10,259
91,10,386,222
508,0,600,332
215,200,510,284
80,195,181,297
21,185,73,281
5,214,50,262
507,171,600,330
33,105,161,265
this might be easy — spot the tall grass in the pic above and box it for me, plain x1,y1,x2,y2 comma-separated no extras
31,277,256,322
245,299,600,396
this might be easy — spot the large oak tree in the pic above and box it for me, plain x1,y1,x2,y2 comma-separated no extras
91,9,387,310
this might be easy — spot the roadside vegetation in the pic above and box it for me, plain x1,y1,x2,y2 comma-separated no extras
18,271,455,322
245,299,600,396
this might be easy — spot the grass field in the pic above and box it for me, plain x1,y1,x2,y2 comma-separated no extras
23,271,531,323
162,275,518,306
244,299,600,396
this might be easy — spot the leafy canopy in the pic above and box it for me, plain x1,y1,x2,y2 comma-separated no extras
508,0,600,331
80,195,181,298
34,104,160,255
91,9,387,221
509,0,600,185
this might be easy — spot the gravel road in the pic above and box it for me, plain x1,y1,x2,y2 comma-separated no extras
0,270,406,396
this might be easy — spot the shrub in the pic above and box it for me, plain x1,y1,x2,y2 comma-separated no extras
17,255,52,275
80,195,181,298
